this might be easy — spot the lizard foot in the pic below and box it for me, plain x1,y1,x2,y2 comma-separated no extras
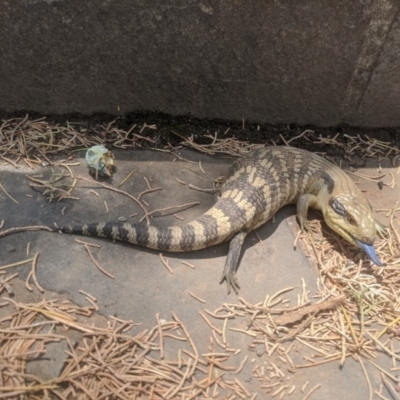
219,270,241,295
376,220,389,239
302,219,319,235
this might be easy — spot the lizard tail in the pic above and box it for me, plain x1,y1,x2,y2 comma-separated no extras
57,196,253,252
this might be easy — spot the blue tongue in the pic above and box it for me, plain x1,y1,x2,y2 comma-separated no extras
354,239,385,267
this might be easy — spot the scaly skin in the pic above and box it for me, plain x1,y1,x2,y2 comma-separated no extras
52,146,386,294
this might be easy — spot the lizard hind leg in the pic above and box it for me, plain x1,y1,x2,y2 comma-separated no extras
219,231,248,294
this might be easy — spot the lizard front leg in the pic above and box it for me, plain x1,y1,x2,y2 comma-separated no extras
296,193,321,233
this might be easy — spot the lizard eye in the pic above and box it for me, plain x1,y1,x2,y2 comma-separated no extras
330,198,347,217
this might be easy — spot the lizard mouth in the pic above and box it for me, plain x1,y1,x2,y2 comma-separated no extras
353,238,385,267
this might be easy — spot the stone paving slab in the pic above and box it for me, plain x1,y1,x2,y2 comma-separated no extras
0,149,398,399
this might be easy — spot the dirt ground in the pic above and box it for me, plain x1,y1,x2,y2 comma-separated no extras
0,113,399,399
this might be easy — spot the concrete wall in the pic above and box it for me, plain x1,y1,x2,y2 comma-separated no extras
1,0,399,127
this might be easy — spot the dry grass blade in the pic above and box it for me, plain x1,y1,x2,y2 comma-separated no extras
0,225,54,239
83,243,115,279
0,181,19,204
25,252,44,293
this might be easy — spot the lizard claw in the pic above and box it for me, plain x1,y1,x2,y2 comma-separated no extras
220,270,241,295
375,220,389,239
302,219,319,234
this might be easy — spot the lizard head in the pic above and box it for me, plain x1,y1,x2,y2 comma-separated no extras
323,193,385,266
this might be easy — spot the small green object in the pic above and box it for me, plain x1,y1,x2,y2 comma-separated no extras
85,145,115,178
